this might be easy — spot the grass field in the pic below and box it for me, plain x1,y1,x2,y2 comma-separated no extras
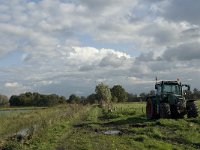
1,101,200,150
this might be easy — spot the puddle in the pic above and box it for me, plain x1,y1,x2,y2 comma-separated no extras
0,109,32,114
0,108,46,114
104,130,121,135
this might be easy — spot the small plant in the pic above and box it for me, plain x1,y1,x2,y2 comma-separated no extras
2,141,22,150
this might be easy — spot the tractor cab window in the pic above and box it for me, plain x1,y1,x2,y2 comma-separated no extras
163,84,181,95
156,85,162,95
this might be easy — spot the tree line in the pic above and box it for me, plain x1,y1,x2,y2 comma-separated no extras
67,84,200,104
0,84,200,107
9,92,66,107
68,84,129,105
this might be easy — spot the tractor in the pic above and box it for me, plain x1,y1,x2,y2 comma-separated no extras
146,80,198,119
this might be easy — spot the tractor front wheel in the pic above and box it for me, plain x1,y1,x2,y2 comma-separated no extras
160,103,171,118
187,102,198,118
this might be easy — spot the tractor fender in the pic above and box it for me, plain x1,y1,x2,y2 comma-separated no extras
186,99,196,109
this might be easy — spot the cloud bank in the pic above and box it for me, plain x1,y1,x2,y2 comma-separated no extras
0,0,200,97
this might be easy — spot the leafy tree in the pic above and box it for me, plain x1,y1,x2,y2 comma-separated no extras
193,88,200,99
110,85,128,102
111,96,118,102
86,93,98,104
9,95,20,106
33,92,41,105
139,92,147,101
95,83,112,107
80,96,86,104
0,94,9,106
148,90,155,96
139,92,147,98
68,94,81,104
48,94,60,106
127,93,138,102
59,96,66,103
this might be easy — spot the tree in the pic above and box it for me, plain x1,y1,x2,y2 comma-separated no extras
59,96,66,104
127,93,138,102
139,92,147,101
86,94,98,104
110,85,128,102
0,94,9,106
111,96,118,102
80,96,86,104
95,83,112,106
68,94,81,104
9,95,20,106
148,90,155,96
139,92,147,98
193,88,200,99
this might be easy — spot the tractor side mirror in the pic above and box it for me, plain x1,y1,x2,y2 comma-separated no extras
182,84,190,91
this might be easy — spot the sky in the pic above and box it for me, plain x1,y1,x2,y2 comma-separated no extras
0,0,200,97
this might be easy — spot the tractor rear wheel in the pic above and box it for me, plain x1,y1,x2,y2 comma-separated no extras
187,102,198,118
160,103,171,118
146,98,154,119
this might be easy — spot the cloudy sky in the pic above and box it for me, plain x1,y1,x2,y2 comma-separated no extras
0,0,200,97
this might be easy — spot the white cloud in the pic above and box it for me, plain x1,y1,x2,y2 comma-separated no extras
5,82,20,88
127,77,155,84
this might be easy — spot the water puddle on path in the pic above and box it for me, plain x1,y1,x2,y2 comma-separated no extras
103,130,121,135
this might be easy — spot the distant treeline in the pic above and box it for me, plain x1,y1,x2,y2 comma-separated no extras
9,92,66,107
0,85,200,107
69,87,200,104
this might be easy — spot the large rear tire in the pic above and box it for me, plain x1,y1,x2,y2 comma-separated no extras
160,103,171,118
146,98,154,119
187,102,198,118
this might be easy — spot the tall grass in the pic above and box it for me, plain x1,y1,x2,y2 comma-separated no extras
0,104,90,149
1,101,200,150
58,102,200,150
0,105,84,139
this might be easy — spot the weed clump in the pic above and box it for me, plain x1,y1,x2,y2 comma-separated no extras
2,141,22,150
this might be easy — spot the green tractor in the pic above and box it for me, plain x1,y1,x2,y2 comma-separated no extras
146,80,198,119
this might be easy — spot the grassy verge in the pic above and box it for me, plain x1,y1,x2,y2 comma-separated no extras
1,101,200,150
21,105,91,150
0,104,89,150
57,102,200,150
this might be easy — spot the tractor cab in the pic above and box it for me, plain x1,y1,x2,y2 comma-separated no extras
155,81,183,96
155,81,186,113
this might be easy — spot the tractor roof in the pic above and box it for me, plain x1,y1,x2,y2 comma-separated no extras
156,81,179,85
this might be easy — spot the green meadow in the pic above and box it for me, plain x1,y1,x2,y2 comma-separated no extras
1,101,200,150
